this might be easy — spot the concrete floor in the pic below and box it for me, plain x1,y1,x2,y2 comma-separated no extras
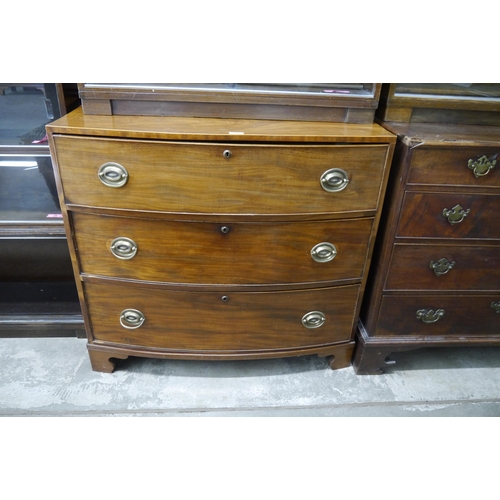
1,337,499,416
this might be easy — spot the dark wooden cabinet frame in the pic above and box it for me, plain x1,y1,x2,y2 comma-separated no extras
355,121,500,374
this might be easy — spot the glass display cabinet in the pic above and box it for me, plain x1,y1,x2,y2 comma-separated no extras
78,83,381,123
0,83,84,337
376,83,500,125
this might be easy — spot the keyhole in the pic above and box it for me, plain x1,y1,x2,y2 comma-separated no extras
221,296,229,303
223,150,232,158
220,226,230,234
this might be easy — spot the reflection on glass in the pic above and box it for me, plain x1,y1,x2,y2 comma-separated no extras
84,83,377,98
0,84,63,223
0,156,61,222
394,83,500,100
0,84,62,146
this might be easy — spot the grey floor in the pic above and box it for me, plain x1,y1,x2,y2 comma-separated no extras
1,337,500,417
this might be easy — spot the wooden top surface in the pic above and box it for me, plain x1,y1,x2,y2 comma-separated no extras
47,107,396,144
379,121,500,147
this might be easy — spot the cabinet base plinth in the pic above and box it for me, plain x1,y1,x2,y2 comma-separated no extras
88,347,129,373
319,342,355,370
86,342,355,373
354,320,500,375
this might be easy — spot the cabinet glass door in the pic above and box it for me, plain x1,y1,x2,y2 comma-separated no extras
83,82,378,98
393,83,500,101
0,154,61,223
0,83,62,145
0,83,83,338
0,84,63,224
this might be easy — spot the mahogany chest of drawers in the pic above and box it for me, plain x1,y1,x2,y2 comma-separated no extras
354,122,500,374
47,108,395,372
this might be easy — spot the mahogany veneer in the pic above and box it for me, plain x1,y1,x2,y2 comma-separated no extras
47,108,395,372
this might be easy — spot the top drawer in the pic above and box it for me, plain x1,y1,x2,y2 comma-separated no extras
408,147,499,188
52,136,389,217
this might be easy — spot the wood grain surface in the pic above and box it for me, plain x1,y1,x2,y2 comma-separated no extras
385,243,500,291
408,146,499,188
375,294,500,338
73,213,374,286
85,283,360,350
53,135,389,217
397,192,500,240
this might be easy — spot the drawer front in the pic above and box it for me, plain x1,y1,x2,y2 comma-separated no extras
73,213,373,285
408,147,499,188
385,243,500,291
53,136,389,215
84,283,360,350
397,192,500,240
374,295,500,338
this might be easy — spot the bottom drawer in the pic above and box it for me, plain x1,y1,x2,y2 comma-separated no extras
84,283,360,351
374,295,500,338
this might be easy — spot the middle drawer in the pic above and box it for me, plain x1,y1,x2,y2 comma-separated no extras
397,192,500,240
385,243,500,291
73,213,373,285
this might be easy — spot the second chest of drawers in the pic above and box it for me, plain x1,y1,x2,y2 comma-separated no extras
354,123,500,374
47,109,395,372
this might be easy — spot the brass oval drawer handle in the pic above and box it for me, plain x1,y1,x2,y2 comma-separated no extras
110,237,138,260
98,162,129,188
311,242,337,263
429,258,456,276
301,311,326,329
468,155,497,178
120,309,145,329
320,168,349,193
492,301,500,314
416,308,445,324
442,204,470,225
